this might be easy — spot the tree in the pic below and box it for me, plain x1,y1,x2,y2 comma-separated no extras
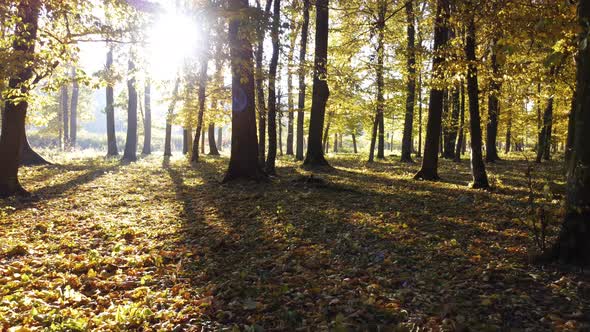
223,0,266,182
0,0,41,197
142,79,151,154
296,0,310,161
164,77,181,157
485,38,502,162
265,0,281,175
414,0,449,181
303,0,331,168
546,0,590,266
106,46,118,156
401,0,416,163
464,13,489,189
255,0,273,167
286,15,301,156
122,59,138,162
191,42,210,164
70,67,79,149
368,1,387,162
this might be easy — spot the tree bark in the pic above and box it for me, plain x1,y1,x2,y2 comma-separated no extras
296,0,310,161
375,1,386,160
333,132,338,153
106,46,118,156
505,104,512,154
255,0,273,167
61,85,69,150
70,67,79,149
223,0,266,182
444,87,459,159
191,39,210,164
183,129,189,154
286,22,300,156
547,1,590,266
485,40,502,163
565,89,576,167
454,81,465,161
142,80,151,154
368,115,378,162
303,0,331,168
208,123,220,155
352,133,358,153
122,60,138,162
536,95,554,163
0,0,40,197
465,16,489,189
414,0,449,180
217,127,223,151
164,78,180,157
265,0,280,174
401,0,416,163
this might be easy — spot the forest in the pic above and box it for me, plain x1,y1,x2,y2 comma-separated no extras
0,0,589,330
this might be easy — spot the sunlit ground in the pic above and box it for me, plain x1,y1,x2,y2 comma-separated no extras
1,152,588,330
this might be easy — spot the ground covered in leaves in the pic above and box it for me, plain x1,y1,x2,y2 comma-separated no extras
1,152,589,331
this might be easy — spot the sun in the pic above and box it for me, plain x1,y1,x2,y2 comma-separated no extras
147,12,202,80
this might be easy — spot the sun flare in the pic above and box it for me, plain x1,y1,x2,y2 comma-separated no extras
148,12,201,79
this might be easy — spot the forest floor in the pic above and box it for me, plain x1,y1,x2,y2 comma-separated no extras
1,152,589,331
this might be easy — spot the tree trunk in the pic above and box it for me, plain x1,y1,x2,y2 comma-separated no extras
61,85,69,150
303,0,331,168
208,123,220,155
547,1,590,266
536,96,554,163
352,133,358,153
454,81,465,162
444,87,459,159
70,67,78,149
505,105,512,154
106,46,118,156
0,0,40,197
375,1,386,160
265,0,280,174
417,71,422,158
485,40,502,163
322,110,333,152
191,43,209,164
256,0,273,167
223,0,266,182
296,0,310,161
217,127,223,151
368,115,379,162
183,129,189,154
123,60,138,162
414,0,448,180
164,78,180,157
565,89,576,167
286,22,300,156
333,132,338,153
401,0,416,163
142,80,151,154
465,16,489,189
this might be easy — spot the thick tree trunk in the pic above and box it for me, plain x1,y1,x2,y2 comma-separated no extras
265,0,281,174
536,96,554,163
0,0,40,197
352,133,358,153
70,67,78,149
183,129,189,154
546,1,590,266
401,0,416,163
208,123,220,155
142,80,151,154
123,60,138,162
106,47,118,156
296,0,310,161
20,133,50,166
414,0,449,181
303,0,331,168
223,0,266,182
255,0,273,167
465,17,489,189
485,41,502,163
